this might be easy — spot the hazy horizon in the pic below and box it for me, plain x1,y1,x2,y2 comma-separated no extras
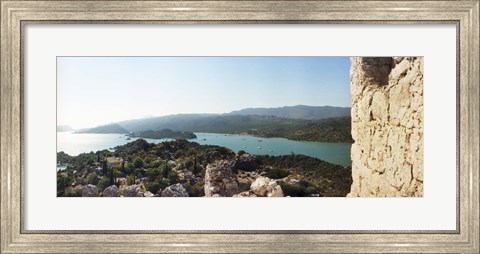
58,57,351,129
58,104,351,130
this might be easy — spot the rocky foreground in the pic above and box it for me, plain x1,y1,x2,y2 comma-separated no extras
57,139,352,197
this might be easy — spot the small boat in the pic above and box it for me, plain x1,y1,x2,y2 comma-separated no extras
257,146,262,149
243,146,247,148
258,140,263,142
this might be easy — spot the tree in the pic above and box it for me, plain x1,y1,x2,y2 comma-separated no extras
161,163,172,178
192,154,199,175
109,165,114,186
102,159,108,175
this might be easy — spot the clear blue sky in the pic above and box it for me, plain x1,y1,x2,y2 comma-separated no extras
57,57,351,129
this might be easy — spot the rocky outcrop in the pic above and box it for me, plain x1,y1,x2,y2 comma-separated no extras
124,185,142,197
233,153,258,172
204,160,239,197
349,57,423,197
161,183,189,197
82,184,98,197
103,185,120,197
250,177,284,197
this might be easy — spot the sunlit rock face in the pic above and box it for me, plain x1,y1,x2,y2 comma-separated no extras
348,57,423,197
204,160,239,197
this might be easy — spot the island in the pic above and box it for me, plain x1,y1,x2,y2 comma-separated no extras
127,129,197,139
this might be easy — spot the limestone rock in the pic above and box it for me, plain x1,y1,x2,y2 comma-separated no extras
103,185,120,197
204,160,239,197
144,191,155,197
124,185,142,197
161,183,189,197
349,57,423,197
82,184,98,197
250,177,284,197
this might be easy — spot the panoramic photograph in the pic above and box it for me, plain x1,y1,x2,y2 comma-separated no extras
57,56,423,197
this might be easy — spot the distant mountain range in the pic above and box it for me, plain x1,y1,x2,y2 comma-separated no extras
76,123,128,134
227,105,350,120
73,105,353,143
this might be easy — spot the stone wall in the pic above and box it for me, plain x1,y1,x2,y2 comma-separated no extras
348,57,423,197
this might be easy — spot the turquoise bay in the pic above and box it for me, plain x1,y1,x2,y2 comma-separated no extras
57,132,352,167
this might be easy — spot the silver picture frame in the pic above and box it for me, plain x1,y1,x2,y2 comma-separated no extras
1,1,478,253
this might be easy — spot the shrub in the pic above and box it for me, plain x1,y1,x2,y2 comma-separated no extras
184,159,193,170
186,149,197,157
57,175,72,196
86,173,99,185
126,162,135,171
75,177,86,186
133,157,144,168
305,186,318,196
174,150,184,158
113,168,123,178
133,168,146,178
238,150,246,156
158,179,171,190
144,156,154,165
149,160,161,168
161,163,172,178
188,182,204,197
97,177,110,191
147,167,162,181
64,187,82,197
278,182,306,197
86,158,95,166
265,168,290,179
168,171,178,183
145,181,161,194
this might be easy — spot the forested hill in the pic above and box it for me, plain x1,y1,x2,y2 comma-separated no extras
79,115,352,143
227,105,350,120
76,106,353,143
76,123,128,134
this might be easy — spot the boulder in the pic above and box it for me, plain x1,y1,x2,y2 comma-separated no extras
103,185,120,197
144,191,155,197
250,177,284,197
82,184,98,197
161,183,189,197
124,185,142,197
204,160,239,197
